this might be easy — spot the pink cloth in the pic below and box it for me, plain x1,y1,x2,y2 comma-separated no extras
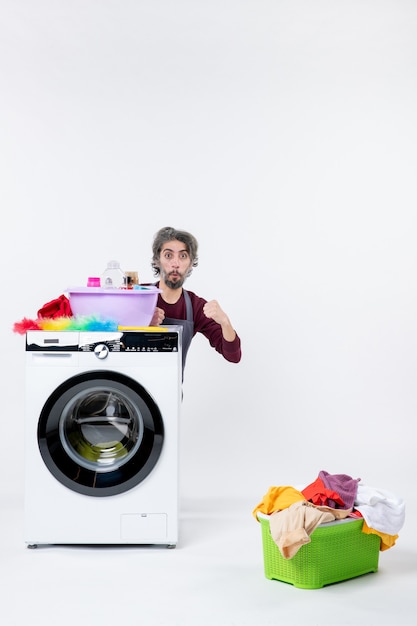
319,470,360,510
269,501,352,559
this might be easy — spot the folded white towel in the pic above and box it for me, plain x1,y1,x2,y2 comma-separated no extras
354,484,405,535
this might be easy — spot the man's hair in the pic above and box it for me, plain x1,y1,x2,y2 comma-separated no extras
151,226,199,276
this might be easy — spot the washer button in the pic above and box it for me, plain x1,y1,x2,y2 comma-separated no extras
94,344,109,360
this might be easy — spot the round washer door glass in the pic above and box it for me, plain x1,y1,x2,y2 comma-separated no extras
38,371,164,496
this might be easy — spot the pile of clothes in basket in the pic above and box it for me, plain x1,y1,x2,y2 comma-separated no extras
253,469,405,560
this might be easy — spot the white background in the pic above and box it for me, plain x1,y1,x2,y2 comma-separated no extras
1,0,416,521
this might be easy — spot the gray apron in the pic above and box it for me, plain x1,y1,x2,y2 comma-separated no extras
162,289,194,378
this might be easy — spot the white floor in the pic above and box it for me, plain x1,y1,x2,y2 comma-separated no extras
2,493,416,626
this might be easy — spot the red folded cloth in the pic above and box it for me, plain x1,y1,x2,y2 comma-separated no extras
302,476,345,508
38,294,73,319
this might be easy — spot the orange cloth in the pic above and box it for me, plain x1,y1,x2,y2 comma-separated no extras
252,485,306,520
361,520,397,551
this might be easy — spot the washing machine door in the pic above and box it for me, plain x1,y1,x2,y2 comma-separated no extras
37,371,164,497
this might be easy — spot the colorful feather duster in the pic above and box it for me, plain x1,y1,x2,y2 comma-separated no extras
13,315,118,334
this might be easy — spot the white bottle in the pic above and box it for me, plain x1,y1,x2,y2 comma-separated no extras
101,260,125,289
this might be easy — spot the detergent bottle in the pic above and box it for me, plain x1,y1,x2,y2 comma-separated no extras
101,260,125,289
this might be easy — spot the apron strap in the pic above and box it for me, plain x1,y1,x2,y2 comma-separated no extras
183,289,193,323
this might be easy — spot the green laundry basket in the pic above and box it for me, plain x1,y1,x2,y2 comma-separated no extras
257,513,381,589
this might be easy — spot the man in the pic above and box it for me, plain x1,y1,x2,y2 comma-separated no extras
149,226,242,375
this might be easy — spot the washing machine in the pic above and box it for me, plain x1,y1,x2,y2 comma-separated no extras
24,327,182,548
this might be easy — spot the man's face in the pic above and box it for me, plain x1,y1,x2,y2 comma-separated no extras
158,239,192,289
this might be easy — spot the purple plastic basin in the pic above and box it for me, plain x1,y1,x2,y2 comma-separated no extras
67,286,161,326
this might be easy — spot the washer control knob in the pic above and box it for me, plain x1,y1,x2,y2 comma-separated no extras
94,343,109,359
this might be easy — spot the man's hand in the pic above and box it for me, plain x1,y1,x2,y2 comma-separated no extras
150,307,165,326
203,300,236,342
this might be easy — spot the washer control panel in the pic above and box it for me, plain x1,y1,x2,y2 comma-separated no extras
26,330,181,353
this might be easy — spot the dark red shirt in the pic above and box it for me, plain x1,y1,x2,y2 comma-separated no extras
157,288,241,363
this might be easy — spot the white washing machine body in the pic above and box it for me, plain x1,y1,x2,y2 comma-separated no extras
24,328,182,548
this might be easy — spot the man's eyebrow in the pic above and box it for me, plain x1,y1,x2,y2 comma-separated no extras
162,246,188,253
